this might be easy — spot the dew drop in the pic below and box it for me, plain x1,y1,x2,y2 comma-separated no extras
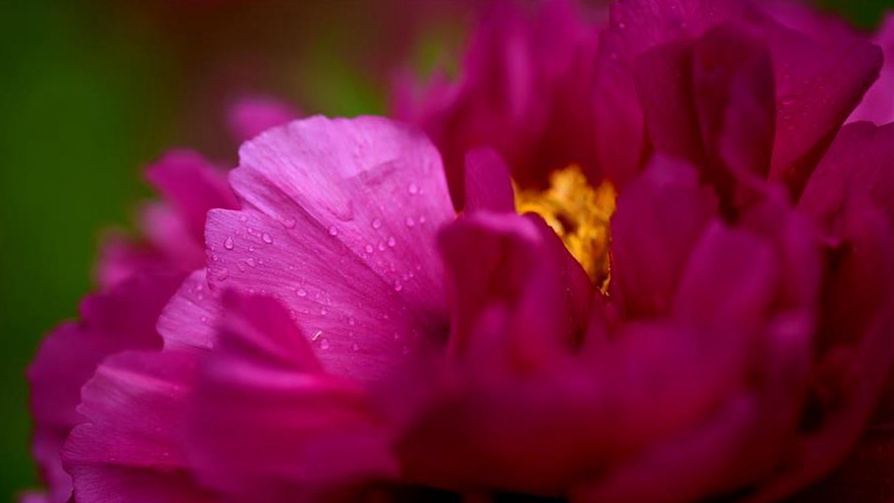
405,217,415,227
387,236,396,247
393,280,403,292
296,288,308,297
282,217,297,229
320,308,328,316
371,218,382,229
418,215,427,224
246,258,257,268
365,244,374,254
377,241,386,251
239,215,248,223
408,183,419,195
224,237,234,250
320,338,331,350
262,233,273,244
328,225,339,236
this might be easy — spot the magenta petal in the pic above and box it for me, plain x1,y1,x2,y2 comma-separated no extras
27,272,183,503
187,292,396,503
95,234,171,290
438,211,592,372
462,148,515,214
205,116,453,383
799,121,894,233
672,220,778,329
401,0,602,202
763,19,882,195
145,150,238,242
609,156,717,318
62,350,214,503
848,14,894,126
157,270,220,352
226,96,300,144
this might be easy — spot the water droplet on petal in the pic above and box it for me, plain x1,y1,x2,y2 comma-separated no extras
371,218,382,229
365,244,374,254
408,183,419,195
246,258,257,267
328,225,339,236
387,236,396,247
320,338,331,350
282,217,297,229
296,288,308,297
377,241,386,251
405,217,415,227
224,237,234,250
262,233,273,244
393,280,403,292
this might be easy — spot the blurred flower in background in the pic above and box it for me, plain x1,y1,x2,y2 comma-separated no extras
3,0,894,502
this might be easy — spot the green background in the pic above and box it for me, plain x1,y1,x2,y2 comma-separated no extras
0,0,889,500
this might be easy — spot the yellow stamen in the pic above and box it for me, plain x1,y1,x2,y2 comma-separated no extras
514,165,616,289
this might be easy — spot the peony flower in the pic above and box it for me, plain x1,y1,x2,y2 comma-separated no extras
27,1,894,502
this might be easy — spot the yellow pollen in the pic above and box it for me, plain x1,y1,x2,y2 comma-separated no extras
514,165,617,289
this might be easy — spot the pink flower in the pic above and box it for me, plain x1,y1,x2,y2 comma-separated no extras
27,1,894,502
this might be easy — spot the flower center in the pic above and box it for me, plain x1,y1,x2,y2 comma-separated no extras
514,165,616,289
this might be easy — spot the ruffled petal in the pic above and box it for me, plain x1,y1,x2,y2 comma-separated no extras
62,350,215,503
205,116,453,384
27,273,183,503
186,293,396,503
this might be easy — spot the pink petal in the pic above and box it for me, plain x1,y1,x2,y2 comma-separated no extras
761,21,882,196
157,269,220,352
400,0,602,204
226,95,300,144
848,14,894,126
62,350,215,503
609,156,717,318
205,116,454,384
438,211,592,373
186,292,396,503
27,273,183,503
95,233,171,291
799,121,894,234
462,148,514,214
144,149,238,242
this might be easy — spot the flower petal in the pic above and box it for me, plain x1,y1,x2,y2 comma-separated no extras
62,350,215,503
462,148,514,214
27,273,183,503
205,116,453,384
226,95,300,144
609,156,717,318
847,13,894,126
186,292,396,503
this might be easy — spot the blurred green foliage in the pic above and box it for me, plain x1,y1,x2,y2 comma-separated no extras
0,0,889,500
